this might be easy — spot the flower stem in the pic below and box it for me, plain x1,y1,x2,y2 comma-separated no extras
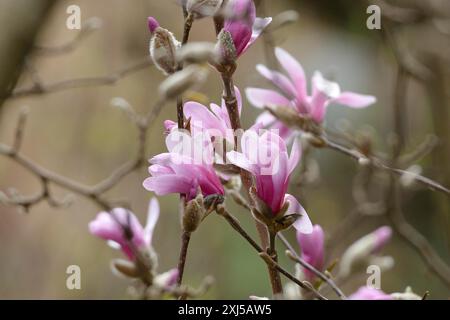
267,230,283,295
219,70,282,296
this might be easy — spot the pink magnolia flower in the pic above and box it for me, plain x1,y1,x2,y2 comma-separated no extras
223,0,271,57
89,198,160,260
143,131,224,200
297,224,325,280
165,87,243,143
349,286,393,300
227,130,312,233
246,47,376,140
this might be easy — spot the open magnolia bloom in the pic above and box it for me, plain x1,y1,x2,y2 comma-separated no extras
227,129,312,233
246,47,376,141
143,130,224,200
164,86,242,145
222,0,272,57
89,198,160,261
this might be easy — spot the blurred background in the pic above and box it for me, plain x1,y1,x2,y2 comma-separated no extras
0,0,449,299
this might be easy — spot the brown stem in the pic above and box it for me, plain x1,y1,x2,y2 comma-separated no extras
220,71,280,294
216,206,326,299
267,230,283,295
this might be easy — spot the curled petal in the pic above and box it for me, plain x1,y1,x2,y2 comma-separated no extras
144,197,160,246
332,92,377,108
274,47,307,101
284,194,312,234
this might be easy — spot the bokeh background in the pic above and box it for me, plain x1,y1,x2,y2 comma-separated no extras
0,0,449,299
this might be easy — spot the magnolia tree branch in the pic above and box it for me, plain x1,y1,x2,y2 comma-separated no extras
8,58,153,100
216,205,327,300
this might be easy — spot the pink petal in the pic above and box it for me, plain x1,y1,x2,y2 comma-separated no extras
288,138,301,175
332,92,377,108
256,64,297,99
144,197,160,246
242,17,272,54
227,150,257,174
143,175,193,196
284,194,313,234
274,47,307,101
184,101,224,132
246,88,291,109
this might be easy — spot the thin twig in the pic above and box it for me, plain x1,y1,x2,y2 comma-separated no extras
216,205,327,300
9,58,153,99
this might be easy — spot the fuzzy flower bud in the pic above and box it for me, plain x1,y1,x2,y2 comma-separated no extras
215,29,237,67
182,194,205,232
148,17,181,75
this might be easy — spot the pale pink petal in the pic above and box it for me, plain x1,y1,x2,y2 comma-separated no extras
227,150,257,174
288,138,301,175
332,92,377,108
274,47,307,101
246,88,291,109
242,17,272,54
256,64,297,99
184,102,223,131
144,197,160,246
143,175,193,196
284,194,313,234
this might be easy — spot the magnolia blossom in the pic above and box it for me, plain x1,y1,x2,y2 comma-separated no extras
246,47,376,140
349,286,393,300
89,198,160,260
165,87,243,143
227,130,312,233
143,131,224,200
297,224,325,281
223,0,271,57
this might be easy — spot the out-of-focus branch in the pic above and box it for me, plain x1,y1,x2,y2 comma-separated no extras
33,17,102,56
0,99,165,212
0,0,56,109
9,57,153,99
383,20,450,288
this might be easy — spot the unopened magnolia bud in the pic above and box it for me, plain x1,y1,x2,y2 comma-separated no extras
339,226,392,278
215,29,237,67
187,0,223,19
159,65,209,99
148,18,181,75
177,42,218,65
111,259,140,278
183,194,205,232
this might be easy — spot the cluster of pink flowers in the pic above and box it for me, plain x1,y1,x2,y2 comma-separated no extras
87,0,389,300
